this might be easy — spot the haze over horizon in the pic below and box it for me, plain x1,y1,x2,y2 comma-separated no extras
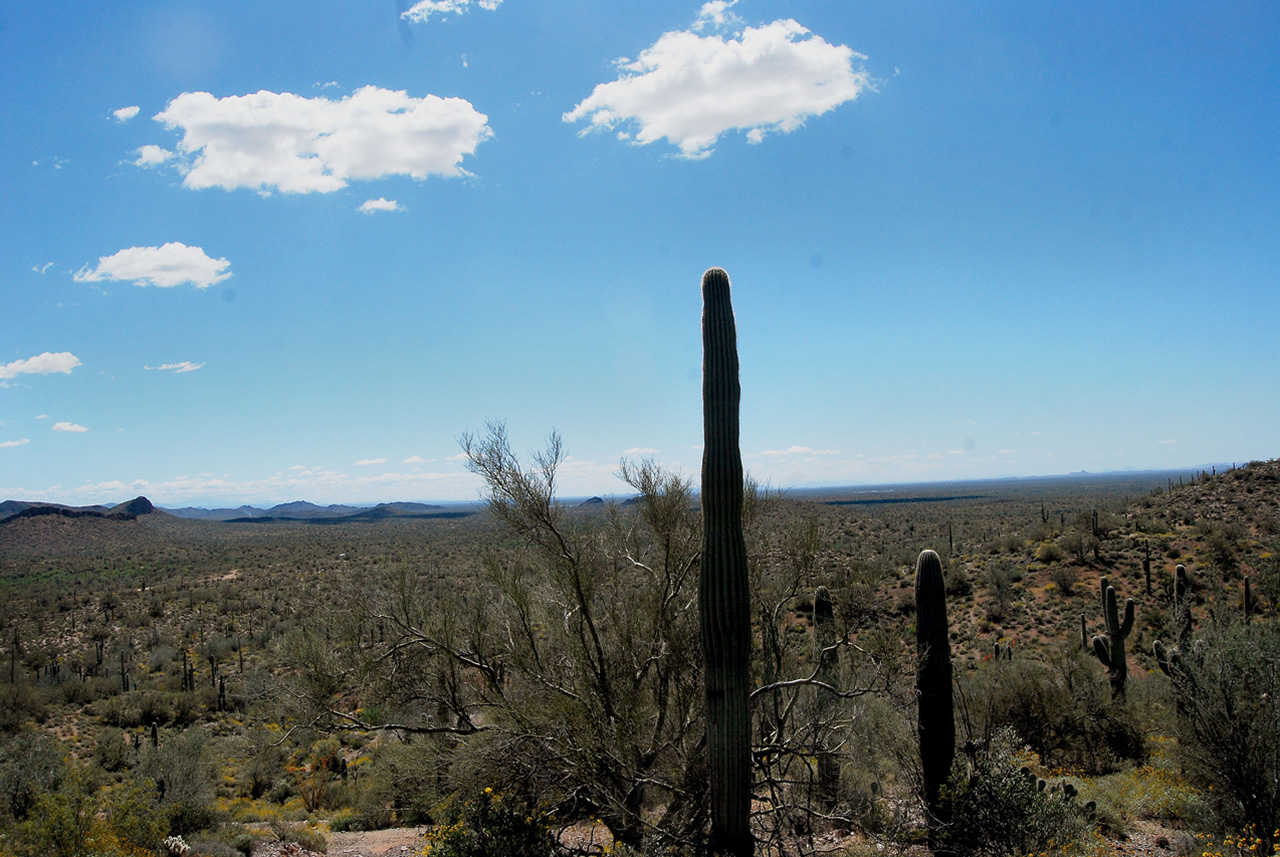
3,3,1277,508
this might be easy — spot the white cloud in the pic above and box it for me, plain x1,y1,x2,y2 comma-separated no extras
32,262,53,274
564,19,870,158
145,361,206,373
0,439,31,448
355,458,388,466
75,242,231,289
52,421,88,433
358,197,402,214
622,447,659,455
693,0,741,32
113,105,141,122
402,455,427,464
401,0,502,23
35,414,49,420
134,145,174,167
0,351,82,380
151,86,492,194
756,445,839,457
1158,439,1178,445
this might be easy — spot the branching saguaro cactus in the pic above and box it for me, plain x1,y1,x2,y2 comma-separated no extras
1090,576,1135,700
915,549,954,841
700,267,753,857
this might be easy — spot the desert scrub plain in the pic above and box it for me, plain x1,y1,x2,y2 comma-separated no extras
0,453,1277,857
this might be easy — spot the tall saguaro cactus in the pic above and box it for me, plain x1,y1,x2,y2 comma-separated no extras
814,585,840,809
1090,577,1135,700
915,549,954,840
700,267,753,857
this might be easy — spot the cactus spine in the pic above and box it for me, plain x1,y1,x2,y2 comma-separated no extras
915,549,954,839
1090,576,1135,700
699,267,753,857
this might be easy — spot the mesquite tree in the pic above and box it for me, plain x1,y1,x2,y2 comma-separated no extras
700,267,754,857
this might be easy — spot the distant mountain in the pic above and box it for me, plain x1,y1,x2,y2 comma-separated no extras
161,500,452,523
112,496,156,516
0,500,36,519
1,496,161,524
264,501,364,519
161,505,266,521
0,500,117,522
3,496,464,525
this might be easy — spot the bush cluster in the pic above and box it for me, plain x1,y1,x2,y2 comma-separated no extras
938,728,1093,856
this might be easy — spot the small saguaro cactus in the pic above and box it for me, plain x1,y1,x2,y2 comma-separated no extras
699,267,753,857
1172,564,1192,647
1090,576,1135,700
1142,540,1152,595
915,549,954,839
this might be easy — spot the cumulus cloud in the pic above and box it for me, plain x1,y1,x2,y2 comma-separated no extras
31,262,53,274
134,145,174,167
402,455,427,464
564,19,870,158
151,86,492,194
358,197,402,214
113,105,141,122
0,352,82,380
355,458,388,466
401,0,502,23
622,447,660,455
1,439,31,448
52,421,88,433
145,362,206,373
692,0,742,32
75,242,231,289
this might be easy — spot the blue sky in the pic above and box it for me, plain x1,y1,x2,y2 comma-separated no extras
2,1,1277,507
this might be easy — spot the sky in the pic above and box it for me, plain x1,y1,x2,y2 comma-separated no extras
2,2,1278,508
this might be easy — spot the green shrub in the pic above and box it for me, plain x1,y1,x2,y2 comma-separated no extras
1036,542,1066,564
958,648,1145,775
938,728,1092,856
135,728,219,836
422,789,553,857
0,731,64,821
1160,616,1280,848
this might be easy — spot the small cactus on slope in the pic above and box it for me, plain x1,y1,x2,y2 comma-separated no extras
1089,576,1135,700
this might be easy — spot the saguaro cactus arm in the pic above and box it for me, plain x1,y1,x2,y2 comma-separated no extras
699,267,753,857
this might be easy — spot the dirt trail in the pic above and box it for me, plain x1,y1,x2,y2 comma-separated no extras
327,826,427,857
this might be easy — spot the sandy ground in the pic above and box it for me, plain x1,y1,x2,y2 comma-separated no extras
327,826,429,857
250,820,1184,856
249,826,427,857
